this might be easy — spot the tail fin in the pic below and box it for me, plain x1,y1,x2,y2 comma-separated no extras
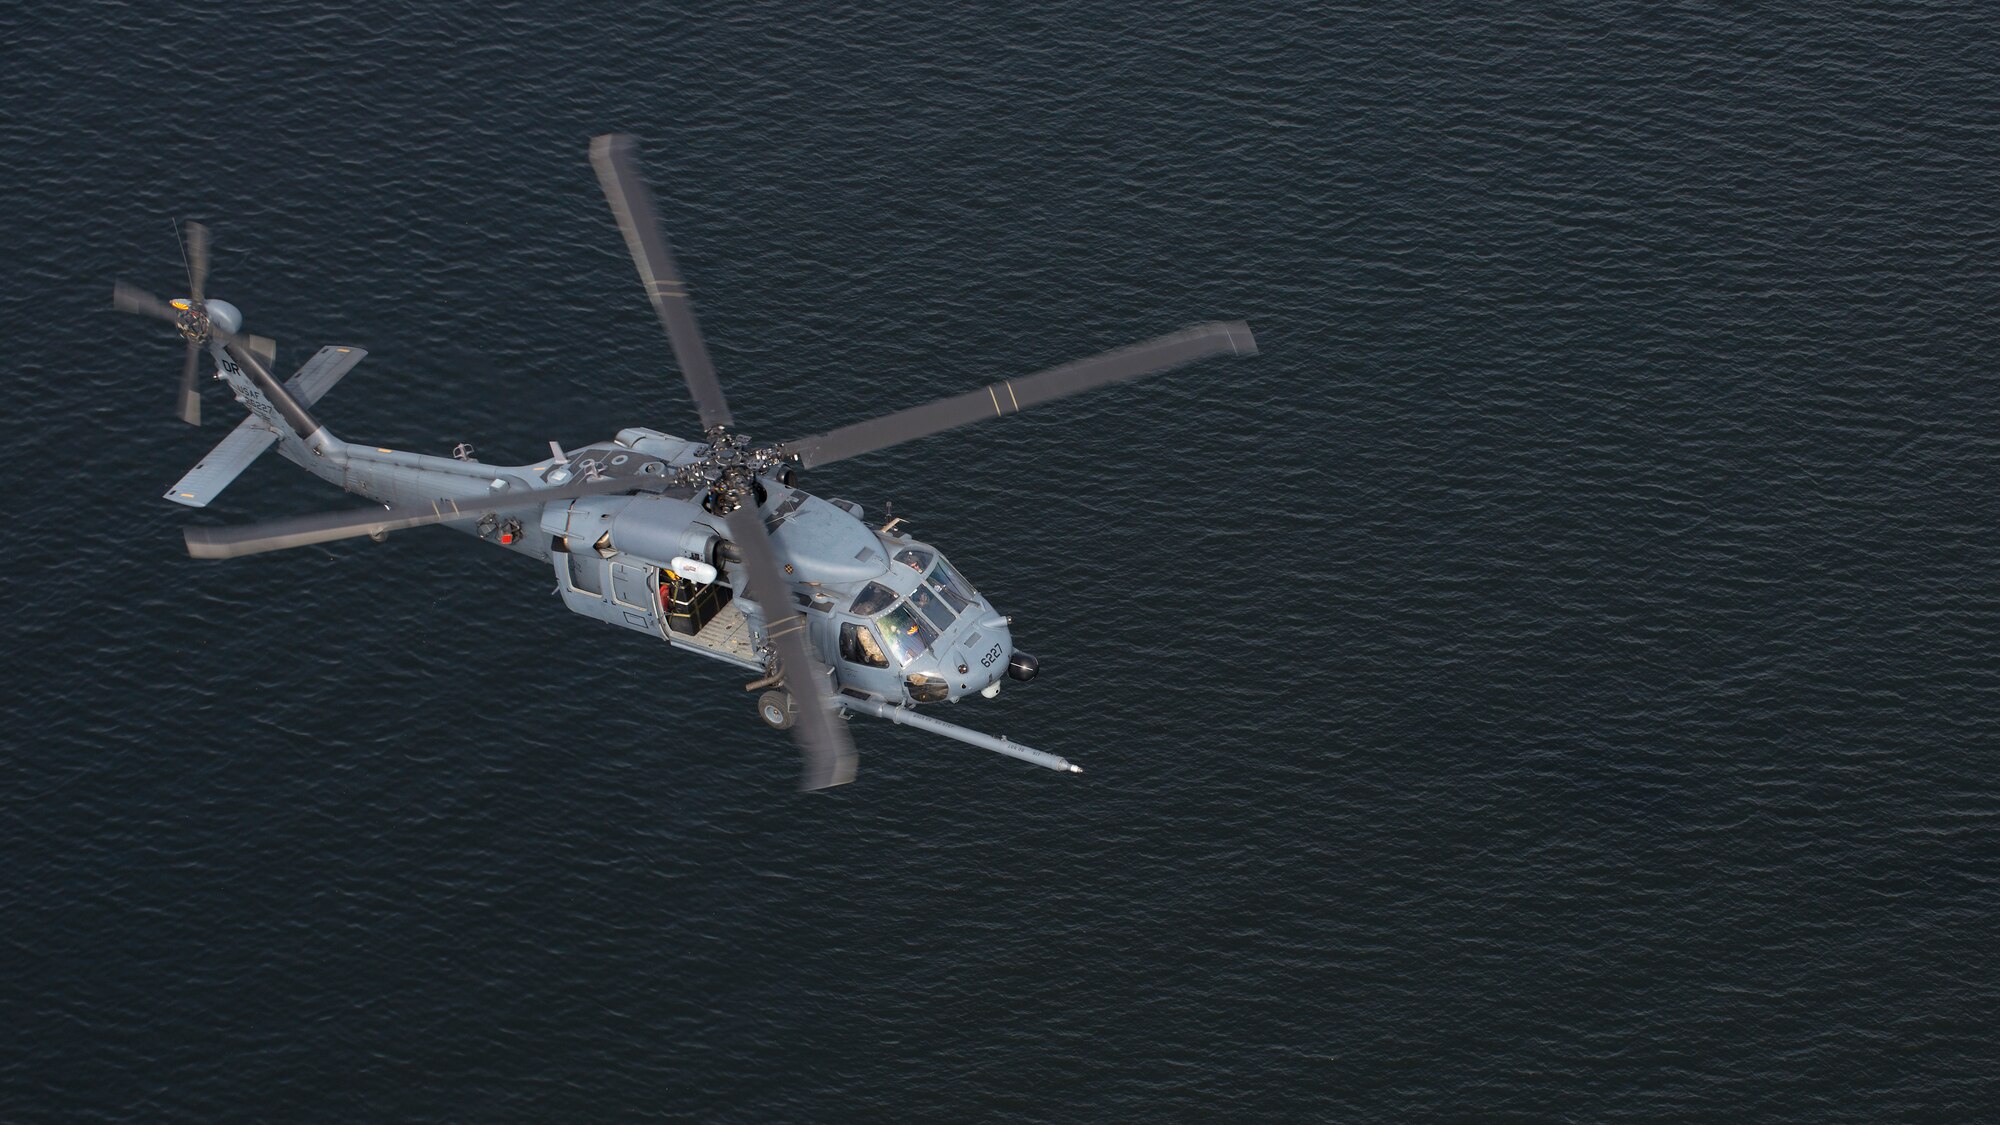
163,345,366,508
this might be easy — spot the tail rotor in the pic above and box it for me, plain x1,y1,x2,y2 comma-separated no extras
173,221,211,425
116,221,230,427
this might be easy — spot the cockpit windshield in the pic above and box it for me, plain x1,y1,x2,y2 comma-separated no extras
908,583,956,632
925,558,977,614
847,547,977,665
850,581,898,616
877,603,938,664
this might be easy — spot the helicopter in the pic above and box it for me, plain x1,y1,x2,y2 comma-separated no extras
114,135,1258,790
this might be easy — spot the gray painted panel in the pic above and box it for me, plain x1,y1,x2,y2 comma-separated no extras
608,494,717,565
163,415,280,508
611,561,653,611
284,345,367,406
568,551,605,595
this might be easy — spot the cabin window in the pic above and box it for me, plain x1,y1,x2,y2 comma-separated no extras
877,603,939,665
840,621,889,668
893,546,934,572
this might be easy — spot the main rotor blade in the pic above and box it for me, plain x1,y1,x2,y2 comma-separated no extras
589,134,733,432
782,320,1259,469
113,282,180,324
183,221,209,305
724,503,858,791
178,341,202,426
184,476,642,560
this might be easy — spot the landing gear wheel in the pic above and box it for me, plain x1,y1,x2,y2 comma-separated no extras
757,689,795,730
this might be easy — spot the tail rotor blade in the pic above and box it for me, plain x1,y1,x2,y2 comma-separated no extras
113,281,180,324
723,503,858,790
782,321,1259,469
245,334,276,371
178,341,202,426
183,221,210,305
589,134,733,432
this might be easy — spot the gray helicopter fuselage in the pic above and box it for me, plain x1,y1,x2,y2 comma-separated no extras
537,429,1016,707
223,336,1015,709
129,140,1251,786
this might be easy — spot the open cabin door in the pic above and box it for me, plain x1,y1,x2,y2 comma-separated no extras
663,567,731,635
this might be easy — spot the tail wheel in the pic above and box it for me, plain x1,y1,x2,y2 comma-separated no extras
757,689,795,730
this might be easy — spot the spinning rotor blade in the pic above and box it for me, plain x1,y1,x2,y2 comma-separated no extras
117,280,218,425
177,342,202,426
184,477,645,560
589,134,733,432
113,280,241,345
113,281,181,325
723,503,858,791
782,320,1259,470
182,221,209,305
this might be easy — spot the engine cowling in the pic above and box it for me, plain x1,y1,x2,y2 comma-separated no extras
606,493,718,564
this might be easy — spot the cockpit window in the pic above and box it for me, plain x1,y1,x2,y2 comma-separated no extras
877,603,938,664
893,546,934,572
908,583,956,632
850,581,898,616
839,621,889,668
927,557,978,613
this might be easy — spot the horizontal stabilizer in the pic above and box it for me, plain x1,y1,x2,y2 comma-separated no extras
286,345,366,406
164,416,279,508
163,345,367,508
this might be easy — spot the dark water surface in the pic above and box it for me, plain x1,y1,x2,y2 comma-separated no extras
6,3,1999,1120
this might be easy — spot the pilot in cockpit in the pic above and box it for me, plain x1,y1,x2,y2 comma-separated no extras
840,616,890,666
854,624,886,665
908,584,948,626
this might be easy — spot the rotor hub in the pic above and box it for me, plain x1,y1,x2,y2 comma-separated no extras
173,299,210,344
676,427,794,514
